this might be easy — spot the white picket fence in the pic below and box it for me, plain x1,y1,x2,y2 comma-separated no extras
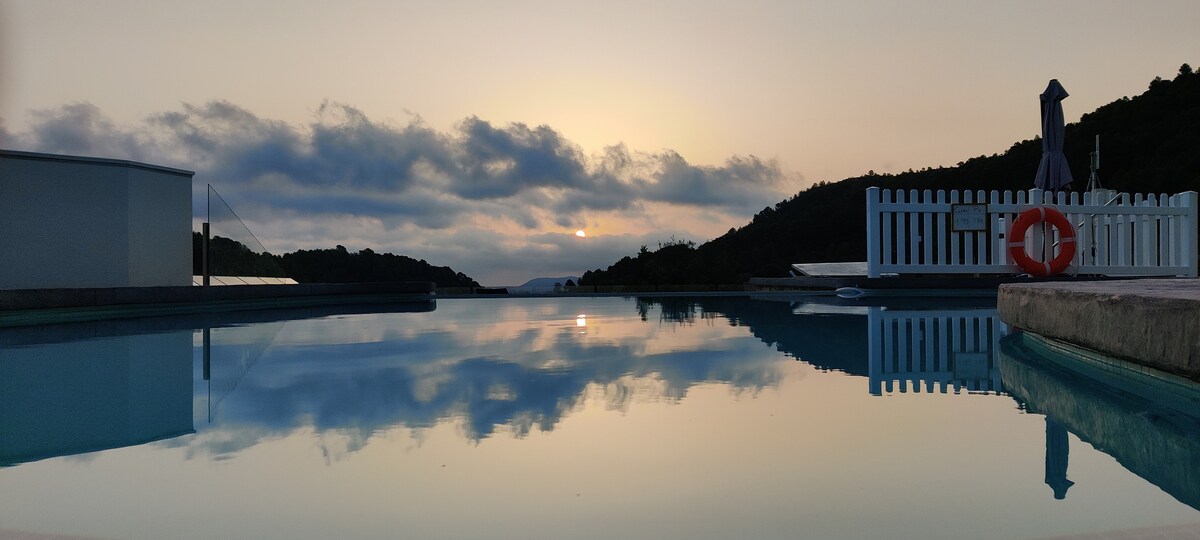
866,187,1199,278
867,307,1006,396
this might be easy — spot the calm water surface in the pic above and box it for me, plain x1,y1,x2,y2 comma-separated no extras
1,295,1198,539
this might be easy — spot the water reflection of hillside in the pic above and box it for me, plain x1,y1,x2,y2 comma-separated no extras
637,296,870,376
637,295,1005,395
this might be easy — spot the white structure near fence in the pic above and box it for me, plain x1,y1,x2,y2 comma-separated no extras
0,150,194,289
866,187,1199,278
867,306,1005,396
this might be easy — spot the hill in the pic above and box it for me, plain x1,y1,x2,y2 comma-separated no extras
192,233,480,287
279,246,479,287
581,64,1200,286
509,276,581,293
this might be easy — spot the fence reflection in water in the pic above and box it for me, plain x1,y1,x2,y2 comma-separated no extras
866,306,1006,396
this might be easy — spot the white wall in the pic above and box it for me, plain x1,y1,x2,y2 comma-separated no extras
0,150,194,289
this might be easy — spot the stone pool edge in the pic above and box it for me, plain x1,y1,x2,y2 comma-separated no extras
997,278,1200,381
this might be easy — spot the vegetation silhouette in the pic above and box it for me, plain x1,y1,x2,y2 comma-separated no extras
192,233,479,287
192,233,288,278
582,65,1200,286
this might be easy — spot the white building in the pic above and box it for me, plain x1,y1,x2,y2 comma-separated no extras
0,149,194,289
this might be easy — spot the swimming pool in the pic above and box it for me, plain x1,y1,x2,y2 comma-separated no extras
2,295,1198,539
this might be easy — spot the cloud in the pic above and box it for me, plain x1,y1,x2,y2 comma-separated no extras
452,116,590,199
12,100,790,216
644,151,788,213
4,101,797,283
17,102,157,161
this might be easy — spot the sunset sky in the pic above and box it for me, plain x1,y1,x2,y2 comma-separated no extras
2,0,1197,285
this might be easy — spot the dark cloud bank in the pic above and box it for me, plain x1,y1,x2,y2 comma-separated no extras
6,100,791,224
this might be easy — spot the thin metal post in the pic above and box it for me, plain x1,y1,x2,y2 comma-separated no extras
1087,134,1101,191
202,222,210,287
202,327,211,381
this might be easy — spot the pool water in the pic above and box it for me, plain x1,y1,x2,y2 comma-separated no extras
2,295,1198,539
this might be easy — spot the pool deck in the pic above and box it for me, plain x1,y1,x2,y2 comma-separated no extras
749,261,1175,291
997,278,1200,381
749,274,1097,291
0,282,435,327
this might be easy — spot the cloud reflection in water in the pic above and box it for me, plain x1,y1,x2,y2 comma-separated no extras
187,298,794,459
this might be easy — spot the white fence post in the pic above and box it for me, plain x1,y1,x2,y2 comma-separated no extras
1186,191,1199,277
922,190,934,267
867,187,881,278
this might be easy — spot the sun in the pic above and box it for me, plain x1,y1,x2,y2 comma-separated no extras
575,230,587,238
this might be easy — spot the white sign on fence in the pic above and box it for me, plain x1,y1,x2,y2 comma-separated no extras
951,204,988,231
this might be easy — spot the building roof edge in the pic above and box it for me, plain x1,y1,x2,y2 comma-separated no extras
0,148,196,177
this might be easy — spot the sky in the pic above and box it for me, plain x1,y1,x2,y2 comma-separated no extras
1,0,1198,285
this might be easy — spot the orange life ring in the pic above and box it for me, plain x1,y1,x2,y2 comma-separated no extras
1008,206,1076,276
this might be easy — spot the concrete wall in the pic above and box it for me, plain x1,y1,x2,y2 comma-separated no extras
0,150,194,289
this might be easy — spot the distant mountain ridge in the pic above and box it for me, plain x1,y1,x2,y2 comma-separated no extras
509,276,581,293
581,64,1200,286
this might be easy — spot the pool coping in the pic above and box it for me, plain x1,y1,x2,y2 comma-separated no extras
997,278,1200,381
0,282,435,327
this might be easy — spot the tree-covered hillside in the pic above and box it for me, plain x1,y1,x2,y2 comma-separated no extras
192,232,480,287
279,246,478,286
582,65,1200,286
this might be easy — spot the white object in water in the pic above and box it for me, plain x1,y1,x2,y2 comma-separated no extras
835,287,867,299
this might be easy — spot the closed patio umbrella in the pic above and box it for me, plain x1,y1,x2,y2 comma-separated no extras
1034,79,1074,191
